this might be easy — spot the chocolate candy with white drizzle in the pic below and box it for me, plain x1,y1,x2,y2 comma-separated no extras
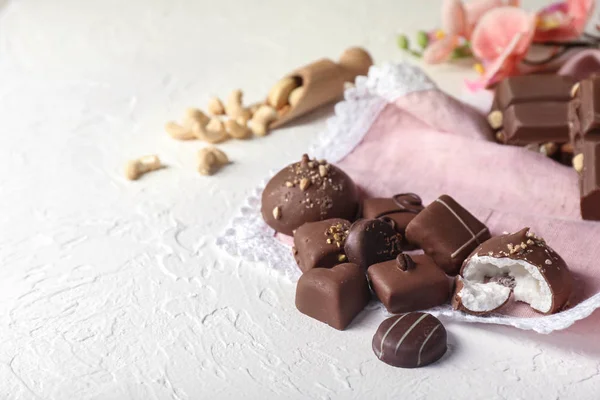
372,312,447,368
405,195,491,275
362,193,424,249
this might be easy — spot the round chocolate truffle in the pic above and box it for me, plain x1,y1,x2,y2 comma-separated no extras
372,312,447,368
344,218,403,270
261,154,360,236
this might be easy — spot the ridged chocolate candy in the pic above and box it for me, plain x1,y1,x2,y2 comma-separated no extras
261,154,360,236
372,312,447,368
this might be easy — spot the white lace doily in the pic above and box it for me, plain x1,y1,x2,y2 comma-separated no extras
216,62,600,334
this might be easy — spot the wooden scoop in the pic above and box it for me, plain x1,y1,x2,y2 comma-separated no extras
269,47,373,129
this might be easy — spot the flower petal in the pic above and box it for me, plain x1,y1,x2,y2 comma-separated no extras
442,0,468,36
423,35,460,64
533,0,594,42
471,6,535,61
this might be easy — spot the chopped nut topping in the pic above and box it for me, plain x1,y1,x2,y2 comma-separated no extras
527,239,534,245
285,181,293,187
307,161,315,168
325,222,349,248
338,254,347,262
299,178,311,191
545,259,553,265
520,242,527,249
319,165,328,177
273,206,281,220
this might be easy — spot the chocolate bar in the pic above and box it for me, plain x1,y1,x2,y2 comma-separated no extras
579,139,600,220
405,195,491,275
489,75,576,145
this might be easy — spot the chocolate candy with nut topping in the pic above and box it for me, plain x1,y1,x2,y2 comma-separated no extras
362,193,424,249
372,312,447,368
295,263,371,330
293,218,350,273
405,195,491,276
367,254,451,314
460,228,572,314
344,219,403,270
261,154,360,236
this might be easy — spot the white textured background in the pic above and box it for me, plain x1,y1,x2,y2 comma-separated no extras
0,0,599,399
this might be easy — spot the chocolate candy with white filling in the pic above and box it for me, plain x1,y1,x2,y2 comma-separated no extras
295,263,371,330
405,195,491,276
367,254,451,313
362,193,424,249
293,218,350,273
372,312,447,368
344,219,403,270
460,228,572,314
261,154,360,236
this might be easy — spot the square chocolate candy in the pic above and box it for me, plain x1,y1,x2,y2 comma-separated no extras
367,254,450,314
293,218,350,273
405,195,491,275
295,263,371,330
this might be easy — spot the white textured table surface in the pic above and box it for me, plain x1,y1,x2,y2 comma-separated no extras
1,0,600,399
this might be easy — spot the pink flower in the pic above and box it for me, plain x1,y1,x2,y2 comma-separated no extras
468,7,536,89
423,0,521,64
423,0,467,64
533,0,595,42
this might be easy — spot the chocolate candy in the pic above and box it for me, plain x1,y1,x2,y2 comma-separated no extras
490,75,575,145
461,228,572,314
295,263,371,330
372,312,447,368
367,254,450,313
568,76,600,220
344,219,403,270
405,195,491,276
578,140,600,220
362,193,424,249
293,218,350,273
261,154,360,236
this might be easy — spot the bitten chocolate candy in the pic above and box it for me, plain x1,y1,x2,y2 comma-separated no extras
405,195,491,276
368,254,450,313
295,263,371,330
460,228,572,314
261,154,360,236
372,312,447,368
293,218,350,273
362,193,424,249
344,219,403,270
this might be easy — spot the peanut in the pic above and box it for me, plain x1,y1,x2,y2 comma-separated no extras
573,153,584,173
268,77,300,109
487,110,503,129
125,155,163,180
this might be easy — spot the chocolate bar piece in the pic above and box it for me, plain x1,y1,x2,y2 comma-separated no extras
405,195,491,275
499,102,571,145
580,139,600,220
295,263,371,330
571,76,600,138
293,218,350,273
367,254,450,314
489,75,575,145
362,193,424,249
372,312,447,368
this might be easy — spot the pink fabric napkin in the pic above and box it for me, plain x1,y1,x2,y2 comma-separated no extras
336,89,596,320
